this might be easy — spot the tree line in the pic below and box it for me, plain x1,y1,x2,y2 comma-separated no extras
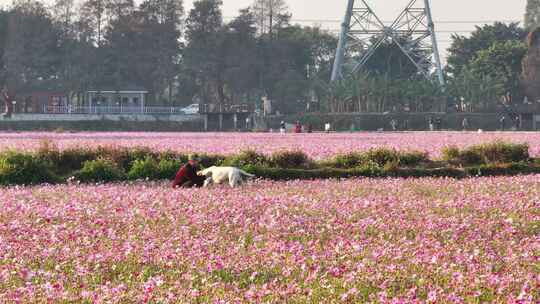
1,0,540,114
0,0,336,114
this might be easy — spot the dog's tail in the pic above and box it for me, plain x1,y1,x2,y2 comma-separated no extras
239,170,255,178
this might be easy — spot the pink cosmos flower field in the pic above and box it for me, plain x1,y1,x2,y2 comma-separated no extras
1,176,539,303
1,131,540,158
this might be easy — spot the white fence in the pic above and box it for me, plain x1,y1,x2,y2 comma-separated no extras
43,105,188,115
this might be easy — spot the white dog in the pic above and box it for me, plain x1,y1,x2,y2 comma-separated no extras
198,166,255,187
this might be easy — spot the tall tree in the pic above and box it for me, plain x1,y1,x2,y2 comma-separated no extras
466,41,527,100
251,0,288,38
0,10,9,88
525,0,540,30
139,0,184,103
80,0,106,46
360,36,427,80
448,69,505,112
522,28,540,102
221,8,260,103
184,0,224,103
2,0,59,93
447,22,527,77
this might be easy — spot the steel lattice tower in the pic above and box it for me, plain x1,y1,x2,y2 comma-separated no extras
331,0,445,87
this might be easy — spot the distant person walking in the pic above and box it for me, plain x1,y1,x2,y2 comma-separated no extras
428,116,434,131
280,121,286,134
500,116,506,131
514,115,521,130
435,117,442,130
306,123,313,133
325,122,331,133
390,119,398,131
1,86,13,118
462,118,469,131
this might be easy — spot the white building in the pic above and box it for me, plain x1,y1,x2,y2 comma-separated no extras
87,85,148,113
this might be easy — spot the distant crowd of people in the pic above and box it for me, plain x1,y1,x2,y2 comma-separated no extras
274,115,523,133
277,121,334,134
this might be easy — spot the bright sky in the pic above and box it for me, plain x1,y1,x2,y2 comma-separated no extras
0,0,528,57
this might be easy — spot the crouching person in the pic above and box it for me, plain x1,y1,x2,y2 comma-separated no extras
172,154,206,188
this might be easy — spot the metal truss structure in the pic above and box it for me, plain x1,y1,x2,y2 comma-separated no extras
331,0,445,87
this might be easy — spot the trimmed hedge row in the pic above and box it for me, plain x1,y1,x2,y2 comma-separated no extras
245,164,540,181
0,140,537,185
441,141,530,166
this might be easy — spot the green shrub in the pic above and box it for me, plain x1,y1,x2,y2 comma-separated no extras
470,141,529,164
325,149,426,169
58,147,98,173
442,141,530,166
157,159,182,180
329,152,364,168
269,150,311,168
441,146,460,163
158,150,186,162
92,146,157,171
465,162,540,177
127,157,159,180
222,150,269,167
398,151,429,166
199,154,225,168
75,158,125,183
35,139,61,165
362,148,399,167
0,151,58,185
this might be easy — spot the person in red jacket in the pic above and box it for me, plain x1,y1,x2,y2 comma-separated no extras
172,154,206,188
294,121,302,133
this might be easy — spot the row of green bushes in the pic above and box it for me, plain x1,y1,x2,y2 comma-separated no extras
441,141,531,166
247,162,540,180
3,153,537,186
0,140,536,185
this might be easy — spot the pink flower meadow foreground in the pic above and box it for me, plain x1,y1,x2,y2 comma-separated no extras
2,131,540,158
1,177,539,303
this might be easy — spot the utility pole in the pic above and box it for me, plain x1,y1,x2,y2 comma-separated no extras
331,0,445,88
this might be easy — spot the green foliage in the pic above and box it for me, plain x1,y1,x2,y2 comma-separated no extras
58,147,98,173
127,157,159,180
522,28,540,102
441,146,461,162
446,22,527,77
327,149,427,168
157,159,182,180
0,151,58,185
328,152,364,169
362,148,400,167
442,142,530,165
525,0,540,30
75,159,126,183
0,143,536,185
447,69,506,112
92,147,158,171
399,151,429,167
222,150,269,167
269,150,311,168
363,36,425,79
199,154,226,168
466,41,528,98
324,73,445,113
